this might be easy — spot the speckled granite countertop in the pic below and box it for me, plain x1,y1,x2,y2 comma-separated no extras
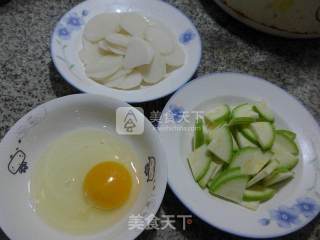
1,0,320,239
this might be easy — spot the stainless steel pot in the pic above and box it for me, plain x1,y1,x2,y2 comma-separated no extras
215,0,320,38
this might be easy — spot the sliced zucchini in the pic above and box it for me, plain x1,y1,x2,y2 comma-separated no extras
207,178,214,188
232,134,239,151
272,132,299,156
229,104,259,126
241,153,270,175
229,117,257,126
247,160,279,187
263,169,294,187
230,147,270,175
253,102,275,122
205,135,211,145
239,125,258,144
209,168,241,188
204,105,230,128
193,118,205,150
271,148,299,170
211,174,249,203
189,101,298,206
276,129,296,141
188,145,211,181
203,125,210,145
207,126,233,163
264,151,273,161
230,147,258,168
205,124,227,144
198,162,215,189
207,168,223,188
250,122,275,150
198,161,222,189
209,167,249,203
243,186,275,202
240,201,260,211
235,131,257,148
232,103,260,119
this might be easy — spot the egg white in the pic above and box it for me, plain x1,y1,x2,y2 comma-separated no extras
30,128,142,235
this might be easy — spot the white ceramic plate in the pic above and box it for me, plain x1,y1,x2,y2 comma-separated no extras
50,0,201,103
159,73,320,238
0,94,167,240
214,0,320,39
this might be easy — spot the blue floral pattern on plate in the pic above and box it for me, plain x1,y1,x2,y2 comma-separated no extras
56,10,88,40
179,29,196,45
259,196,320,228
56,24,71,40
259,218,270,226
64,12,84,31
82,9,89,17
54,9,89,79
270,206,301,228
169,105,184,123
295,197,320,218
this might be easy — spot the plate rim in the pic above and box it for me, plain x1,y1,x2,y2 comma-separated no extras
159,72,320,238
50,0,202,103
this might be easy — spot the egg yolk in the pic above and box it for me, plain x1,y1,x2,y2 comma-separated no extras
83,161,132,210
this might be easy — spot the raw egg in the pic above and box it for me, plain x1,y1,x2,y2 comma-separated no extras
30,128,142,235
83,161,132,210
